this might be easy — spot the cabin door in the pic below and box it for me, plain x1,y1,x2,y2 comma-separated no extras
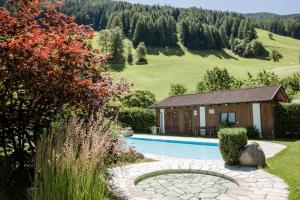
171,110,179,133
165,110,172,133
184,109,192,134
165,109,179,134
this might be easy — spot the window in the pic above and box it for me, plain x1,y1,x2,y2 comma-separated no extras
220,112,236,125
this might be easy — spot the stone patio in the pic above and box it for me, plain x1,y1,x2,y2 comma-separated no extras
110,136,288,200
136,171,238,200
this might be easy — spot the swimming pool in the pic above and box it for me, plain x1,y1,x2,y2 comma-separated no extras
125,137,222,159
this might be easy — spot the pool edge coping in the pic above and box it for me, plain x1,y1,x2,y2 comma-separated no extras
129,134,287,159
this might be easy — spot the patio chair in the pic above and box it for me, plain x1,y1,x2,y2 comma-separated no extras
206,126,217,137
199,126,207,136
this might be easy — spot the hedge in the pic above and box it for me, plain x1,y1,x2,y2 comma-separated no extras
274,104,300,138
218,128,248,165
118,107,156,133
246,126,260,139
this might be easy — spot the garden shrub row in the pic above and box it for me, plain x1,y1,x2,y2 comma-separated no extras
218,128,248,165
118,107,156,133
274,104,300,138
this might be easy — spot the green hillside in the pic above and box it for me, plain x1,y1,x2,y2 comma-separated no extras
244,12,300,19
93,29,300,100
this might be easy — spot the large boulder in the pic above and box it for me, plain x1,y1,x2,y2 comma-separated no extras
120,127,134,137
239,142,266,167
126,147,145,160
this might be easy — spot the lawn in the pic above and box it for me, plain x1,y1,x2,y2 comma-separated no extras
265,140,300,200
93,29,300,100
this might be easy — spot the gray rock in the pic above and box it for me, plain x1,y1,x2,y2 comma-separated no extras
239,142,266,167
121,127,134,137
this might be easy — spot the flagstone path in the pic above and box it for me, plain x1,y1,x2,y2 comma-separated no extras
110,135,288,200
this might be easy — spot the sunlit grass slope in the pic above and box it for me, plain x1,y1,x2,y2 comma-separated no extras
93,29,300,100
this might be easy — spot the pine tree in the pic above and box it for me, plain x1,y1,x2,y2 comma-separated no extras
132,19,144,47
166,16,178,46
229,35,235,50
107,14,123,31
231,20,239,38
244,19,257,41
136,42,147,64
219,25,228,47
126,42,133,64
204,25,216,49
157,17,167,46
146,19,156,46
238,20,245,39
178,20,189,46
110,27,125,61
98,29,112,54
212,26,222,48
130,15,139,39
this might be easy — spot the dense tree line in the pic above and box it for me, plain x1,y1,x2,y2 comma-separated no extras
59,0,267,58
246,14,300,39
61,0,178,47
1,0,298,57
195,67,300,99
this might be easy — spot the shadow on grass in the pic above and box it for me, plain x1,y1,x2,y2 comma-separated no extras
261,137,299,142
148,44,185,57
188,49,238,60
106,60,126,72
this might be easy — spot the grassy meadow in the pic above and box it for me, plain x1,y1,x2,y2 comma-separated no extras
265,140,300,200
93,29,300,100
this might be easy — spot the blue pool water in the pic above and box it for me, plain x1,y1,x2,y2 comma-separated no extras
125,137,222,159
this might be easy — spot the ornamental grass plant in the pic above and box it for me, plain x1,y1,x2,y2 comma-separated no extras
31,114,122,200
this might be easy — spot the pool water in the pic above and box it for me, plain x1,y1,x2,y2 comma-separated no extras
125,137,221,159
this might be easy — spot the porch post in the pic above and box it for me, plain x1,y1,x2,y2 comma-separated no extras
199,106,206,127
160,109,165,134
252,103,262,137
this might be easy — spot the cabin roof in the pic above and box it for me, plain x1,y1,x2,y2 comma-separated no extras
150,85,289,108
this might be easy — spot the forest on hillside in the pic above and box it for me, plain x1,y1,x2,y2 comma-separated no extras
246,13,300,39
1,0,298,58
58,0,272,58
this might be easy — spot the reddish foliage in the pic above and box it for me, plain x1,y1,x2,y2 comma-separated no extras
0,0,128,168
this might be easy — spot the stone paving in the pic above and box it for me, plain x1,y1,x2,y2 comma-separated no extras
136,172,238,200
110,136,289,200
110,159,289,200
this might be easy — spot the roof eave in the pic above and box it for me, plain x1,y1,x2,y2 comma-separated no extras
149,99,276,109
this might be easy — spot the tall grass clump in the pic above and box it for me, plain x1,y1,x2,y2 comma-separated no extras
218,128,248,165
31,114,122,200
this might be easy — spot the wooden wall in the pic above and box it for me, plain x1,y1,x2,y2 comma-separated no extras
156,107,199,135
155,102,275,137
260,102,274,137
205,103,253,128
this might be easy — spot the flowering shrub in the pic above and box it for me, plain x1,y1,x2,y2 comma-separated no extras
0,0,128,170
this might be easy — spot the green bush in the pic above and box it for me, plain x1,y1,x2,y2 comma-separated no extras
169,83,188,96
246,126,260,139
274,104,300,138
281,73,300,97
122,90,156,108
271,50,283,62
230,39,269,58
118,107,156,132
218,128,248,165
